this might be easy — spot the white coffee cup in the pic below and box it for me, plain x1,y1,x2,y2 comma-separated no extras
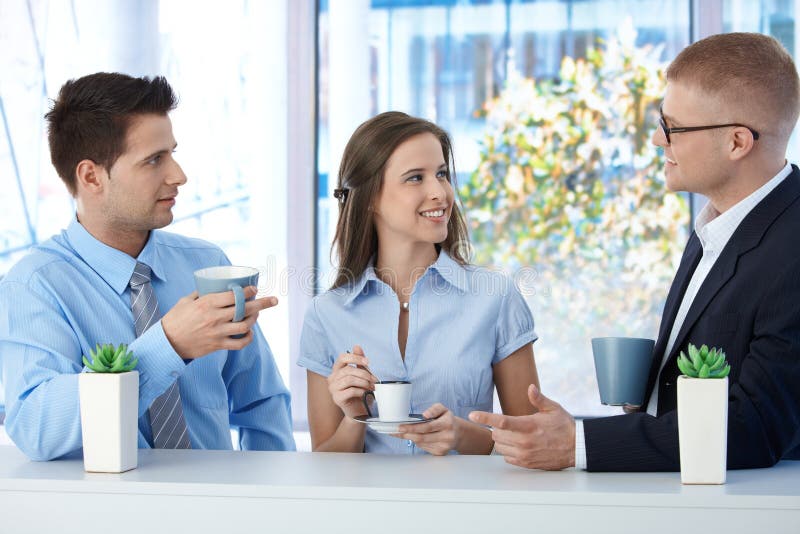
362,381,412,421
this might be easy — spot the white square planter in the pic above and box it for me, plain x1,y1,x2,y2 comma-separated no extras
78,371,139,473
677,375,728,484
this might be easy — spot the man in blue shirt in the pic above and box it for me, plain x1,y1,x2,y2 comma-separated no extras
0,72,295,460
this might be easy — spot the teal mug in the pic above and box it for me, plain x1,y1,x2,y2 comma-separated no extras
591,337,655,406
193,266,260,338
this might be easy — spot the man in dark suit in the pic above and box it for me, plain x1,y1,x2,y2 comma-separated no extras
470,32,800,471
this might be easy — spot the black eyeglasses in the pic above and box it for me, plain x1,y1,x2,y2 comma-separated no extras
658,106,760,145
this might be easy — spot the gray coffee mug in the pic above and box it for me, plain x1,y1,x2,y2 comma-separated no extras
194,266,259,338
591,337,655,406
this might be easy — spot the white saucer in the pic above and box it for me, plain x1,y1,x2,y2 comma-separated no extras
352,414,430,434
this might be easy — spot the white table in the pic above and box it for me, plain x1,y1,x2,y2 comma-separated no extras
0,445,797,533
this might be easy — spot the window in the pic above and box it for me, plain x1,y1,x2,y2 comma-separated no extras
0,0,796,435
0,0,298,421
316,0,797,417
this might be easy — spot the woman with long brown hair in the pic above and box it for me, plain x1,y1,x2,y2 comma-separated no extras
298,111,540,454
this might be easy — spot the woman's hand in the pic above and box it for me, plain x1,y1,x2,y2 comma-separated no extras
395,403,463,456
326,345,377,419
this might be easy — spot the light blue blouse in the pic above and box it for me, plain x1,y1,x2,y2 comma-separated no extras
298,251,537,454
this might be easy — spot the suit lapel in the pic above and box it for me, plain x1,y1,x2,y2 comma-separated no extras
642,233,702,407
664,243,737,366
659,166,800,376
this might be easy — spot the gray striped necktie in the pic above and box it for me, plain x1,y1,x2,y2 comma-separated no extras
130,261,191,449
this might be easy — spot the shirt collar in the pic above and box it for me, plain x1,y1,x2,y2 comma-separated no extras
137,233,167,282
695,162,792,253
338,263,378,306
428,249,470,293
65,216,167,295
340,250,470,306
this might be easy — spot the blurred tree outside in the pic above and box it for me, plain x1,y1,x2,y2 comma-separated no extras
461,21,690,413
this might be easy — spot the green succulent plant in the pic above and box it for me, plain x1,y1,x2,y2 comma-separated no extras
82,343,138,373
677,343,730,379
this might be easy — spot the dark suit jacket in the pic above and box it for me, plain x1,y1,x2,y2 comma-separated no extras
584,165,800,471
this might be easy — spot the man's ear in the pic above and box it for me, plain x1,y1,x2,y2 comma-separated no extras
728,127,756,162
75,159,107,194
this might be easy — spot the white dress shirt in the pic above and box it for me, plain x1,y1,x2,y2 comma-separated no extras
574,162,791,470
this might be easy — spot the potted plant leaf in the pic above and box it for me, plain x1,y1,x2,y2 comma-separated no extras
676,343,730,484
78,343,139,473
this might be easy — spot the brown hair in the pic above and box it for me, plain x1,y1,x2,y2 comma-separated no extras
666,33,800,141
45,72,178,196
331,111,471,289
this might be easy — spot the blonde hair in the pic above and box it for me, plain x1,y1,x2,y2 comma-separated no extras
666,33,800,142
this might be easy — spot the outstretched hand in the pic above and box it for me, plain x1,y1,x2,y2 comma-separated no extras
469,384,576,470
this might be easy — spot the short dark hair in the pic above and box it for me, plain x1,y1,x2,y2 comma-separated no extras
45,72,178,196
666,33,800,141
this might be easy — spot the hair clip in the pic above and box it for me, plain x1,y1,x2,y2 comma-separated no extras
333,188,349,204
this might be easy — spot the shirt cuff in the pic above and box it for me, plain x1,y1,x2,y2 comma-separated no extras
130,320,186,412
574,419,587,470
296,355,333,378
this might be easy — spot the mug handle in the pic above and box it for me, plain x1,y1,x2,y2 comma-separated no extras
362,390,377,419
228,284,245,322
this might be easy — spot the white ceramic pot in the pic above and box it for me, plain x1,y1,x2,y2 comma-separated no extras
78,371,139,473
677,375,728,484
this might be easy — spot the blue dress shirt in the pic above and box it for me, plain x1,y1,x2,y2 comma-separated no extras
0,218,295,460
298,251,537,454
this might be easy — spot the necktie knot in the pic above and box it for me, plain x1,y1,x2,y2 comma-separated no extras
130,262,152,288
129,262,157,337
